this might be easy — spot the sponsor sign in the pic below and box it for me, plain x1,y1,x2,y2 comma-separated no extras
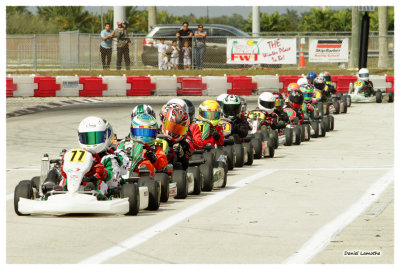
227,38,297,64
309,39,349,62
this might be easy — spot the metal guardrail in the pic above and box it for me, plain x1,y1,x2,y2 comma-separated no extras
6,33,394,70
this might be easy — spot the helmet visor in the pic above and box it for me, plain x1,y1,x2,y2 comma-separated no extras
324,75,331,82
259,100,275,109
275,99,283,107
164,118,188,136
78,131,106,145
304,92,313,99
200,110,221,120
130,127,157,138
359,73,369,78
223,104,241,115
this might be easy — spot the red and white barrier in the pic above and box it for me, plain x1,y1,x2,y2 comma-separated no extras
5,74,395,97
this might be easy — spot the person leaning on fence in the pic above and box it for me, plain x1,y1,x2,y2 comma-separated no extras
100,23,115,70
114,21,131,70
176,22,193,69
194,24,207,70
153,38,170,70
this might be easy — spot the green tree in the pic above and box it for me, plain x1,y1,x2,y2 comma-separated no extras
298,7,335,32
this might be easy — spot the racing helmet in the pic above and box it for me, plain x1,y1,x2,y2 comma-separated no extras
222,95,242,117
306,72,317,85
198,100,222,126
160,103,183,122
130,113,158,145
216,93,228,106
323,71,332,85
182,99,195,122
287,83,300,94
297,77,308,87
272,92,284,109
78,116,110,154
288,89,305,110
162,107,190,142
313,75,326,90
300,84,314,103
166,98,188,113
131,104,156,120
358,68,369,81
258,92,276,114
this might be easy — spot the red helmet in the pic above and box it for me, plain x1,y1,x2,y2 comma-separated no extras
162,107,190,141
272,91,284,109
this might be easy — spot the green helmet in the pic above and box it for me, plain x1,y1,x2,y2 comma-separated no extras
130,113,158,145
300,84,314,102
222,95,242,116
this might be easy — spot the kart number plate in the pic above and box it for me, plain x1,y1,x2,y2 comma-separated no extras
69,150,87,163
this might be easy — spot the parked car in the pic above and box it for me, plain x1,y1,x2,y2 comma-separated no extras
141,24,250,68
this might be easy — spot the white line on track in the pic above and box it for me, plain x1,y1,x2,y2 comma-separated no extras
283,167,394,264
79,168,278,264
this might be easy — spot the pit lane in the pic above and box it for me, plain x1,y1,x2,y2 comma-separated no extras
6,98,394,264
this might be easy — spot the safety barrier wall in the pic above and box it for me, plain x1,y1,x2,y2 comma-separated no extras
6,75,395,97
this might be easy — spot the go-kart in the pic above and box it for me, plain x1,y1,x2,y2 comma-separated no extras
348,80,394,103
246,112,275,158
282,108,305,145
301,105,328,138
14,148,159,216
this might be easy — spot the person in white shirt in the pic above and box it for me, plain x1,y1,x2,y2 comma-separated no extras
169,40,180,70
153,38,170,70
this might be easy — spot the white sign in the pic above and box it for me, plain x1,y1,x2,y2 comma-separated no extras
359,6,375,12
308,38,349,62
227,38,297,64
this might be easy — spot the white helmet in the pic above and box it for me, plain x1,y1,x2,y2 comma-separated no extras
216,93,228,105
297,77,308,87
131,104,156,120
258,92,276,114
358,68,369,81
166,98,188,112
78,116,111,154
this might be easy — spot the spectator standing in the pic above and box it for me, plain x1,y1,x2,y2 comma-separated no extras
153,38,170,70
170,40,180,70
176,22,193,69
100,23,114,70
114,21,131,70
182,40,192,70
194,24,207,69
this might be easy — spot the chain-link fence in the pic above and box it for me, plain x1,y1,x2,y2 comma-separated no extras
6,32,394,71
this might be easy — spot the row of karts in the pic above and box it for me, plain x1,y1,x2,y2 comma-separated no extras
13,69,392,216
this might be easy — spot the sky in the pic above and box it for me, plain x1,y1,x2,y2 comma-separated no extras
26,6,351,18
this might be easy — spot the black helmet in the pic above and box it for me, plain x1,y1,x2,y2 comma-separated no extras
182,99,195,121
222,95,242,116
288,89,304,110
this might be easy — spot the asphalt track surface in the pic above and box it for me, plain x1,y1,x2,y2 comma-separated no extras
6,98,394,264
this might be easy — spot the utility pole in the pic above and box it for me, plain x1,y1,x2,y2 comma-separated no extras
113,6,126,30
378,6,389,68
148,6,157,32
349,6,360,69
252,6,260,37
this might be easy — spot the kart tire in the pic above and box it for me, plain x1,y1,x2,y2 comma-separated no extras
31,176,41,195
293,127,301,145
342,99,347,113
14,180,34,216
187,166,201,195
199,163,213,191
300,125,305,142
244,142,254,166
388,92,394,103
376,90,382,103
311,121,319,138
139,176,160,210
223,145,235,170
233,143,245,168
345,94,352,107
324,103,330,115
322,116,330,133
267,138,275,158
333,101,340,114
319,120,326,137
284,128,293,146
260,126,269,139
172,170,188,199
154,173,169,203
251,137,262,159
329,115,334,131
317,102,324,117
270,129,279,149
216,161,228,188
305,124,311,141
121,183,140,216
203,151,214,167
336,92,343,99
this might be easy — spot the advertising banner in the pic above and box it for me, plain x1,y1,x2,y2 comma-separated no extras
308,38,349,62
227,38,297,64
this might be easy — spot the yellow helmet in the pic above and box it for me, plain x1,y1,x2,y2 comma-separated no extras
198,100,222,126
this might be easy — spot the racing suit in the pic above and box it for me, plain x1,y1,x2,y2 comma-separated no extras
191,120,224,147
137,144,168,177
223,115,250,144
249,108,285,130
283,104,305,124
187,121,206,151
165,137,192,170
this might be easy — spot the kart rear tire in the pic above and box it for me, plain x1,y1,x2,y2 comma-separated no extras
284,128,293,146
244,142,254,166
251,137,262,159
233,143,244,167
342,99,347,113
388,92,394,103
222,145,234,170
187,166,201,195
324,103,330,115
305,124,311,141
154,173,169,203
319,120,326,137
311,121,319,138
172,170,188,199
216,161,228,188
293,127,301,145
121,183,140,216
333,101,340,114
345,94,352,107
267,138,275,158
139,177,160,210
270,129,279,149
376,90,382,103
329,115,334,131
14,180,34,216
322,116,330,133
199,163,213,191
317,102,324,117
300,125,305,142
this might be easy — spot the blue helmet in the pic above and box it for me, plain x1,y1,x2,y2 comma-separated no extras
307,72,317,85
130,113,158,145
